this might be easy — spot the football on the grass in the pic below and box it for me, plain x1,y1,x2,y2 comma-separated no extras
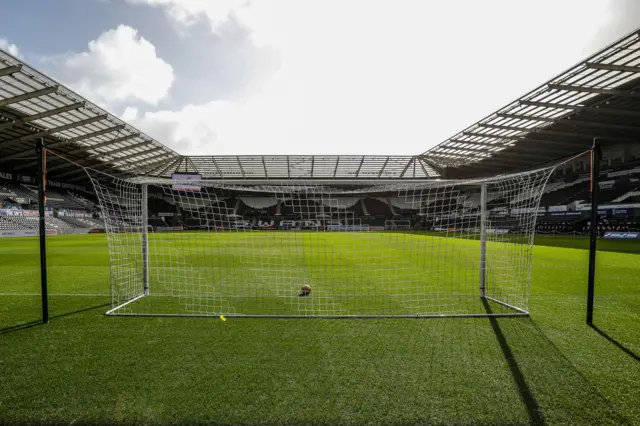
301,285,312,295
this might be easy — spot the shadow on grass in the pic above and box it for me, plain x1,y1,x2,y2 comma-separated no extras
311,314,631,425
0,302,109,336
0,311,633,425
482,298,546,426
589,324,640,362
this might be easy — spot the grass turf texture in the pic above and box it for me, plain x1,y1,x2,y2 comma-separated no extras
0,233,638,425
107,231,530,317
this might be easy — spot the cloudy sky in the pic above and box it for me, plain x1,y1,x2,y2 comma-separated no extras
1,0,639,156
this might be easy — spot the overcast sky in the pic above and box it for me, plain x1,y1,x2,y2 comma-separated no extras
1,0,640,156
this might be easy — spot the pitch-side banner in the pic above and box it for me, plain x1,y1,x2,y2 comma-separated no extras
0,229,57,238
0,209,52,217
603,232,640,239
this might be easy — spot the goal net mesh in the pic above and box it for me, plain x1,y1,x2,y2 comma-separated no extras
88,168,554,317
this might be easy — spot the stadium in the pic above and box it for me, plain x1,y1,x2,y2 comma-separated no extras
1,18,640,426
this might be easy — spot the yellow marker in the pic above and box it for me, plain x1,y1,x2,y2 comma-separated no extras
219,315,226,321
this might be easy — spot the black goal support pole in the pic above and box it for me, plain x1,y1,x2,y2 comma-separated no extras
36,139,49,324
586,138,602,325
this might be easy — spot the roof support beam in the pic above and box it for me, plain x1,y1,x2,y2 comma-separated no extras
478,123,538,132
187,157,200,174
142,158,172,176
436,151,559,169
461,156,539,169
417,158,433,178
493,143,587,156
497,113,557,123
461,157,546,173
45,125,125,149
417,156,444,176
585,62,640,73
355,156,365,178
432,148,494,158
187,157,199,175
0,65,21,77
0,86,58,107
429,152,488,161
548,83,640,98
447,139,509,149
237,156,246,178
519,100,640,118
472,127,634,142
135,157,175,175
132,155,175,172
67,134,140,155
377,157,390,178
210,157,224,178
148,158,182,177
140,158,172,177
463,131,531,141
332,156,340,178
261,156,268,178
89,141,149,158
102,146,156,163
116,150,167,167
399,157,414,178
0,101,85,130
498,112,640,132
0,115,107,156
483,149,573,161
138,157,174,176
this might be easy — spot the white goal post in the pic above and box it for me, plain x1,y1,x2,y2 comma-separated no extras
88,167,554,318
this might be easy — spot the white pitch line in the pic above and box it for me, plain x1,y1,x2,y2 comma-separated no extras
0,293,109,297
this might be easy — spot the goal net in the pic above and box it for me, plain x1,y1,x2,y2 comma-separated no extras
88,167,554,317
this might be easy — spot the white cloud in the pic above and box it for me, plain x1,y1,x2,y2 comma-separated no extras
124,71,307,155
55,25,173,108
0,38,21,58
126,0,273,43
123,0,616,155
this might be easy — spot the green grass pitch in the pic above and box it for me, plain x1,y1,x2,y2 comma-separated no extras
1,232,639,425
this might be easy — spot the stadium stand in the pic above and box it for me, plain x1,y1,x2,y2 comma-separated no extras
0,216,70,230
2,30,640,237
0,181,36,205
363,198,392,217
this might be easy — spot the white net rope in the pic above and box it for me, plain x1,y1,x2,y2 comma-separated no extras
88,167,554,317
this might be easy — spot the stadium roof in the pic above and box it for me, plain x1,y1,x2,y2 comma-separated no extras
2,28,640,183
0,48,440,181
178,155,440,180
426,29,640,178
0,50,179,182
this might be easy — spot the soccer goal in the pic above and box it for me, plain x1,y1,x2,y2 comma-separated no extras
88,167,554,318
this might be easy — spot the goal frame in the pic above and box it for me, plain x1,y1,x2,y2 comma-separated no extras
97,172,552,319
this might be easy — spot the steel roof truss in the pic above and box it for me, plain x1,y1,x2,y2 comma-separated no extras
0,86,58,107
0,101,85,130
